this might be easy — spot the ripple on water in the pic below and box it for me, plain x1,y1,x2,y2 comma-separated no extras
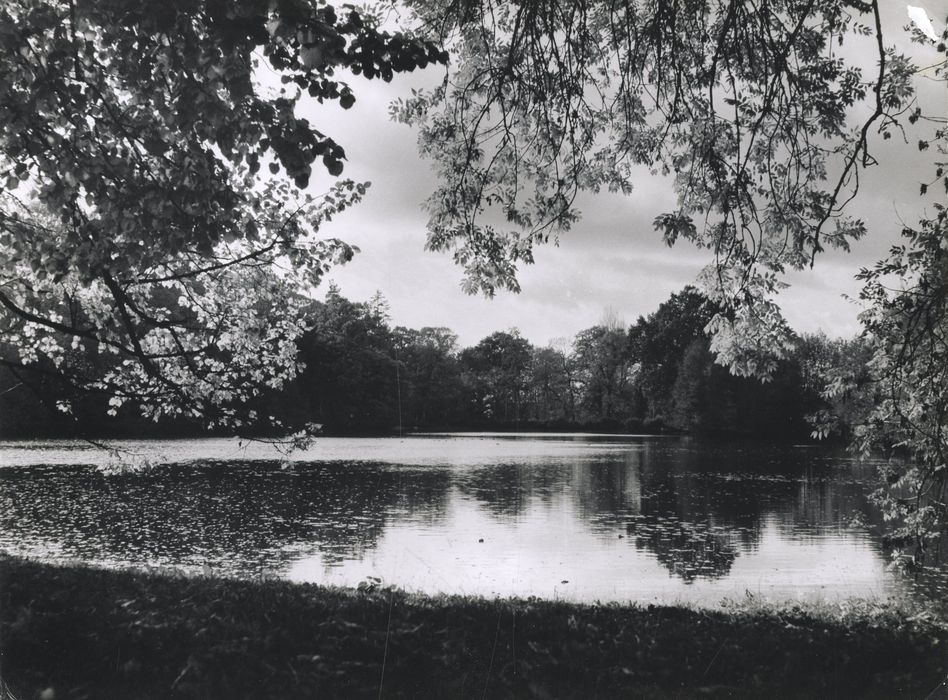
0,436,944,612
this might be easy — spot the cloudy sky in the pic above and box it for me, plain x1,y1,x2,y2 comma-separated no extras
287,3,944,348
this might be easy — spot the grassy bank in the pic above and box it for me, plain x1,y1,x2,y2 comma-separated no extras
1,556,946,699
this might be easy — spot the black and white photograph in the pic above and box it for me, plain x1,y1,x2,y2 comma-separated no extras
0,0,946,697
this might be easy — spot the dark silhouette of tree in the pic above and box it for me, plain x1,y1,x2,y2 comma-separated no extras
630,287,717,428
572,324,636,425
296,287,399,433
460,330,532,424
392,326,465,429
525,346,573,423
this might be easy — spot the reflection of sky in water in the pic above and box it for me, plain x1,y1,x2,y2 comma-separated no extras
0,434,650,469
288,495,895,607
0,435,945,611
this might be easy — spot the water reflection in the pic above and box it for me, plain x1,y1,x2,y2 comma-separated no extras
0,436,944,610
0,461,451,575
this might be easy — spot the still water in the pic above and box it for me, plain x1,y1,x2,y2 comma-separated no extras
0,434,944,610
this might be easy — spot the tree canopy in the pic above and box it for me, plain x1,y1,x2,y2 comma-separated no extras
0,0,445,430
394,0,941,375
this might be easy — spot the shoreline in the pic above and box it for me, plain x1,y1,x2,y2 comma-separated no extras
2,556,946,699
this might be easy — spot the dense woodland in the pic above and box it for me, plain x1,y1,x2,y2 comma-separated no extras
0,286,866,441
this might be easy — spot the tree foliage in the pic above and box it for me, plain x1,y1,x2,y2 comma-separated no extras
394,0,921,375
392,325,464,428
460,329,532,421
855,207,946,565
572,324,635,422
0,0,445,430
630,287,716,424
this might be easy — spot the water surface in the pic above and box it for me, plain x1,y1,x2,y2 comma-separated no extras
1,434,944,610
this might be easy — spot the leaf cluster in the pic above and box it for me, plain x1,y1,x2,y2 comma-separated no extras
0,0,445,430
854,205,948,566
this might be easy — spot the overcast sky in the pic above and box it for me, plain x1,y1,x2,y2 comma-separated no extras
286,2,944,348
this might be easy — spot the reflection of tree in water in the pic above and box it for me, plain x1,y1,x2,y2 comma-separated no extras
453,442,946,597
624,468,745,582
455,448,651,521
447,441,889,584
790,463,877,534
566,441,877,583
573,453,642,527
0,461,451,577
453,461,567,518
628,443,880,582
627,517,740,582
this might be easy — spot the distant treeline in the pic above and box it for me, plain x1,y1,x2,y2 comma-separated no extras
0,286,866,440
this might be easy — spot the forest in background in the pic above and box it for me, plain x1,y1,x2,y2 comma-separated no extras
0,286,868,442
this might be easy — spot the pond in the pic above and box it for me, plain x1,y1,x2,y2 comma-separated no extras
0,434,945,611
